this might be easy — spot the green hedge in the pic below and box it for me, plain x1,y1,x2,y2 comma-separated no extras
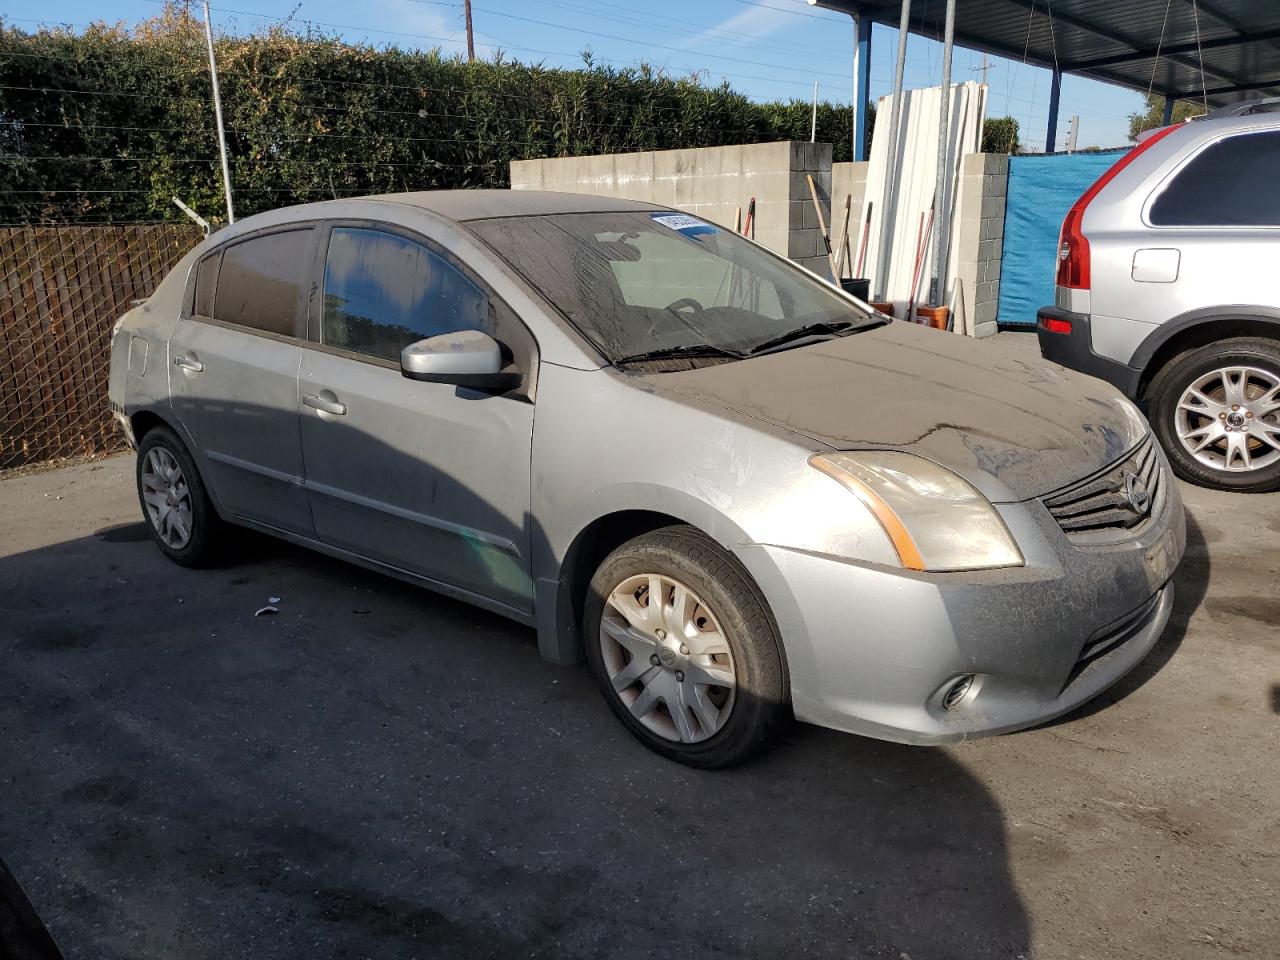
0,8,872,225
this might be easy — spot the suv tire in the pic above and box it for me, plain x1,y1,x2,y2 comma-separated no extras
1148,336,1280,492
584,525,788,768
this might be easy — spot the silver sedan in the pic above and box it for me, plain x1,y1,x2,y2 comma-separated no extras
108,191,1185,766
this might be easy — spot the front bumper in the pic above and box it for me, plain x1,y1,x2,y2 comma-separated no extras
736,461,1186,745
1036,306,1143,399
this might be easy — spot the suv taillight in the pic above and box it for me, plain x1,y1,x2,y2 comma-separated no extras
1055,123,1183,291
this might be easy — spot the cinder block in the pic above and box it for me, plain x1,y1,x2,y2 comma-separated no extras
983,173,1007,198
788,229,819,259
981,195,1006,221
980,217,1003,241
984,153,1010,176
962,153,988,176
977,279,998,304
977,239,997,262
976,300,998,324
974,318,998,339
796,255,832,279
982,258,1001,282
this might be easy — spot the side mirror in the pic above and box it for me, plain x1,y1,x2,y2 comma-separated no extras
400,330,521,391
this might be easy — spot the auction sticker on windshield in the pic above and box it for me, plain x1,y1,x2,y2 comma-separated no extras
650,213,718,238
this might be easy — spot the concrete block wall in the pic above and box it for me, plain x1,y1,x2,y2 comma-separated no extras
952,152,1008,339
510,141,832,278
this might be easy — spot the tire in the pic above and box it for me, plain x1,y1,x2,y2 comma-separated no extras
1148,337,1280,493
583,525,788,768
135,425,226,566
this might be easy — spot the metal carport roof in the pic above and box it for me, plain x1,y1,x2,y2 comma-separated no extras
812,0,1280,107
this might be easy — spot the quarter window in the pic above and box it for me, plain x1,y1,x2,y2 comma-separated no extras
1150,131,1280,227
321,227,489,362
213,229,312,336
192,251,219,318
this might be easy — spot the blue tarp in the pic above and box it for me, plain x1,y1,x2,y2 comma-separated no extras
997,150,1125,326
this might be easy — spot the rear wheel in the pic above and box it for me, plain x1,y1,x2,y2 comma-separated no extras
135,425,225,566
1149,337,1280,492
583,526,788,768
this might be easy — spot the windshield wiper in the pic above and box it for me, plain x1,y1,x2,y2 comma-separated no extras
745,320,856,356
613,343,744,366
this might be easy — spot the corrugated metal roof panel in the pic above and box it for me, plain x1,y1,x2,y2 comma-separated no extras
813,0,1280,106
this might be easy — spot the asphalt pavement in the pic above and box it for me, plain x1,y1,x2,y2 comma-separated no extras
1,436,1277,959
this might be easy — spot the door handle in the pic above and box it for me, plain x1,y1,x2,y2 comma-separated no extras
173,354,204,373
303,393,347,416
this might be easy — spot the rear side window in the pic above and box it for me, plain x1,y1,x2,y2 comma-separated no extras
1150,131,1280,227
321,227,489,362
192,252,219,318
213,229,312,336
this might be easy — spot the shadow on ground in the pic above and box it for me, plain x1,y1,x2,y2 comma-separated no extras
1,522,1031,959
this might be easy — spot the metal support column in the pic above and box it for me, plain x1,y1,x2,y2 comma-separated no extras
931,0,956,305
875,0,913,299
1161,97,1175,125
852,16,872,162
1045,68,1062,153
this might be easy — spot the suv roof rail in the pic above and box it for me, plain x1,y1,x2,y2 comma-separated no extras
1191,96,1280,121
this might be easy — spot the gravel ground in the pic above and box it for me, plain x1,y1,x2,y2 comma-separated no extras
1,386,1277,959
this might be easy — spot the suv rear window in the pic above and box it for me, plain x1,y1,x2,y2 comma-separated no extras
1150,130,1280,227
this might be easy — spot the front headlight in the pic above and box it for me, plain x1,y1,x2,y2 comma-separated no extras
809,451,1024,572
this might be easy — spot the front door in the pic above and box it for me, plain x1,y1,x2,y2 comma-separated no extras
169,227,316,535
297,225,536,613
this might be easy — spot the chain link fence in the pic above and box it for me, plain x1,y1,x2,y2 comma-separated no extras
0,224,202,471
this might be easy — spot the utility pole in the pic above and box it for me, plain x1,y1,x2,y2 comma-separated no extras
972,53,990,86
200,1,234,224
464,0,475,62
1065,115,1080,154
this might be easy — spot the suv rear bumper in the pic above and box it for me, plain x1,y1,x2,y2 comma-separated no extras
1037,306,1142,399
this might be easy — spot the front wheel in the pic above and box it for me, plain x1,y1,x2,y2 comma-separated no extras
583,526,788,768
1149,337,1280,493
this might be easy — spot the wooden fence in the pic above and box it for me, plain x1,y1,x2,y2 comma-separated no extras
0,225,202,470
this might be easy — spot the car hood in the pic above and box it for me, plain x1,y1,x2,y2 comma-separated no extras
641,322,1149,502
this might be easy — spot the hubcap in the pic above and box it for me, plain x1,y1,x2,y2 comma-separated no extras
1175,366,1280,473
141,448,193,548
599,574,736,744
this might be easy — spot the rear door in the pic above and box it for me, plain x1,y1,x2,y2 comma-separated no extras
297,223,537,613
169,227,317,535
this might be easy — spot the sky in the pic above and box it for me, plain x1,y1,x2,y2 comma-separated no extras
4,0,1147,151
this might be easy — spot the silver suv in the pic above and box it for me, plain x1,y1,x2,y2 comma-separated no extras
1038,114,1280,492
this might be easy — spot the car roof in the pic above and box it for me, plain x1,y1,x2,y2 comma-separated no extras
365,189,666,222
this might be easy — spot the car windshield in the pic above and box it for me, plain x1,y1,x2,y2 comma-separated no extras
468,211,881,364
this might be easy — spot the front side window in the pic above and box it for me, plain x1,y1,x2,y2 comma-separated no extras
1150,131,1280,227
469,211,877,363
213,229,312,336
321,227,489,362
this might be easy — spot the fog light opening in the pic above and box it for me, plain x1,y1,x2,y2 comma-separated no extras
942,675,975,711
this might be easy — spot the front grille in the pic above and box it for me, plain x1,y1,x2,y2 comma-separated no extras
1043,435,1164,542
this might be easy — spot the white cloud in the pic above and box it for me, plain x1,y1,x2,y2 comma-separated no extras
683,4,794,50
